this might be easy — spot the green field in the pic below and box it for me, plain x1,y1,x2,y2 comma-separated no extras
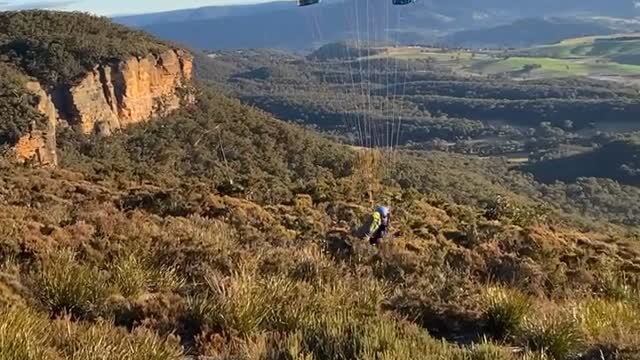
472,56,640,77
525,33,640,63
366,47,492,64
362,36,640,81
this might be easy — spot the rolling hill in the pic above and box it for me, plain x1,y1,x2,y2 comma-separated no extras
114,0,638,50
114,1,297,27
523,137,640,186
522,34,640,65
446,18,616,48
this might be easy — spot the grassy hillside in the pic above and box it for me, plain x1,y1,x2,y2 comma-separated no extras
1,10,640,360
2,84,640,359
524,34,640,65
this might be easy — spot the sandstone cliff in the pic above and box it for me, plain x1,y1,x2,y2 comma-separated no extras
15,49,193,166
14,82,58,167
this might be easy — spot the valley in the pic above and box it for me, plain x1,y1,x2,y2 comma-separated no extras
196,37,640,227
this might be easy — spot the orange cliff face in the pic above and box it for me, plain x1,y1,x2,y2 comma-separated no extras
71,49,194,135
14,49,194,166
14,82,58,167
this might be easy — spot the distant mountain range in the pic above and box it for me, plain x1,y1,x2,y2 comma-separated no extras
446,18,617,48
113,0,640,50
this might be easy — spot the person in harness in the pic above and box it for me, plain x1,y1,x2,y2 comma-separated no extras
355,205,391,245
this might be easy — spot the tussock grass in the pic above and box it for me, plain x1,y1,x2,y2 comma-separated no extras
289,244,338,284
573,297,640,347
596,271,637,302
483,286,531,339
51,319,183,360
30,250,111,319
0,304,183,360
153,216,240,282
111,254,184,298
469,339,517,360
0,307,55,360
522,314,585,360
187,271,305,336
287,314,468,360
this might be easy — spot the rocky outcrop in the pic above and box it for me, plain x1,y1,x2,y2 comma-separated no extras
14,82,58,166
69,49,193,135
14,49,193,166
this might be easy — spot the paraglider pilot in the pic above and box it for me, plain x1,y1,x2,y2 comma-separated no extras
355,205,391,245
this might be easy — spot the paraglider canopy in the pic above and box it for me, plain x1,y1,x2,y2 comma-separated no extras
297,0,414,6
297,0,320,6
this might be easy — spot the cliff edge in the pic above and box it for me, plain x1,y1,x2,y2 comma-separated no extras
0,11,194,166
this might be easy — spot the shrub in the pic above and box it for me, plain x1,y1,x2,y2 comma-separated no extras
30,250,111,319
483,196,546,227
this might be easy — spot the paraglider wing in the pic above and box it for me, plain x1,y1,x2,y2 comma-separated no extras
297,0,320,6
392,0,415,5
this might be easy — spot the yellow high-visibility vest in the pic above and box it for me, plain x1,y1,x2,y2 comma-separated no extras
368,211,382,236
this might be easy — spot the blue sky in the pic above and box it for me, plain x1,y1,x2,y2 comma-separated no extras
0,0,275,16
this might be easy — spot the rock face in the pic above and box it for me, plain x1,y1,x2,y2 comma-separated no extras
15,49,193,166
70,49,193,135
14,82,58,166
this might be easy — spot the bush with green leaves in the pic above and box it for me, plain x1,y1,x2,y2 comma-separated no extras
0,62,47,145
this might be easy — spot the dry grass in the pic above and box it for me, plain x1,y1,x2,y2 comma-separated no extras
0,305,183,360
2,161,640,358
0,306,56,360
482,286,531,339
110,254,184,299
522,313,585,360
573,298,640,347
30,250,111,319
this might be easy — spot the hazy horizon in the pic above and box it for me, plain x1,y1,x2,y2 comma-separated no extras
0,0,280,16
